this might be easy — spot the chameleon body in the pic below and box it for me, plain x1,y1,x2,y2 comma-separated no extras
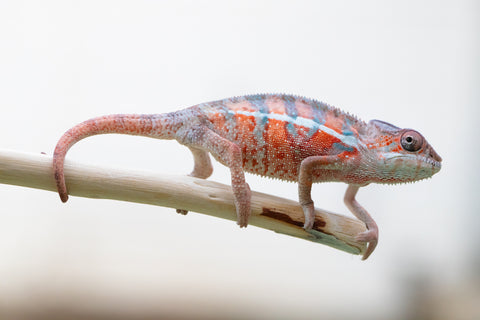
53,94,442,259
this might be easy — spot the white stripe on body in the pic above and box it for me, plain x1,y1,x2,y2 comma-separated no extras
229,110,359,147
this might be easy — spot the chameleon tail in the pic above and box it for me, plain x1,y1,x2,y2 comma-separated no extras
53,113,180,203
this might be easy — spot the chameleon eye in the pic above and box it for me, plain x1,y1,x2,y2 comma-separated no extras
401,130,423,152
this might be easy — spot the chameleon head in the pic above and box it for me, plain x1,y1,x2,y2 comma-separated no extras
364,120,442,184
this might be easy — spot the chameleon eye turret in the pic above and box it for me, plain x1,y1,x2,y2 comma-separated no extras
400,130,423,152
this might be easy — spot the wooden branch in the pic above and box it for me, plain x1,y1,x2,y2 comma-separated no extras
0,149,366,256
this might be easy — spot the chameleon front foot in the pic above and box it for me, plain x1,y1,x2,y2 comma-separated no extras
344,184,380,260
355,228,378,260
301,201,316,230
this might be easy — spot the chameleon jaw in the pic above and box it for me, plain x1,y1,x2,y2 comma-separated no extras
422,156,442,171
373,153,442,184
383,152,441,169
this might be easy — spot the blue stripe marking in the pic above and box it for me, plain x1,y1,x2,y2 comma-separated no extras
286,122,296,136
246,95,269,145
283,95,298,119
306,123,320,138
310,100,327,126
333,143,355,152
282,96,298,136
341,117,355,136
253,113,268,146
246,94,269,114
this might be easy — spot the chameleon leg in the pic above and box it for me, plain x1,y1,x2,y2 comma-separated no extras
344,184,378,260
179,126,251,227
298,155,340,229
187,146,213,179
176,147,213,215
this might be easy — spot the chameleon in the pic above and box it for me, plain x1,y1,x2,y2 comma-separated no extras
53,93,442,260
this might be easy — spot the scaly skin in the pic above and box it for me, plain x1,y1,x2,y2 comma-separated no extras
53,94,442,259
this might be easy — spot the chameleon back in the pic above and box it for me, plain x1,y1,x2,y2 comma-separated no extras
198,94,366,181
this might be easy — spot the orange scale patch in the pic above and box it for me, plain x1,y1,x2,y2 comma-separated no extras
265,119,288,147
209,112,227,131
234,114,256,133
293,125,310,137
307,130,341,156
263,119,293,171
390,145,402,153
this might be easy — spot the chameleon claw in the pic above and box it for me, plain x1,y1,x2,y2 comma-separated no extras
176,209,188,215
237,219,248,228
59,192,69,203
301,202,315,230
355,229,378,260
236,203,250,227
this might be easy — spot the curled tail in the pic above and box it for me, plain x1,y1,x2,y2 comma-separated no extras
53,113,181,202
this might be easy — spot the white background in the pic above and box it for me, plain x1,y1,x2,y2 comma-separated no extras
0,1,478,319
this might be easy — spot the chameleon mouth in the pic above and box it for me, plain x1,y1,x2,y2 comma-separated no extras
422,156,442,170
385,154,442,172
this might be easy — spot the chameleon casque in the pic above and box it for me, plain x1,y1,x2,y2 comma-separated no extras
53,94,442,259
